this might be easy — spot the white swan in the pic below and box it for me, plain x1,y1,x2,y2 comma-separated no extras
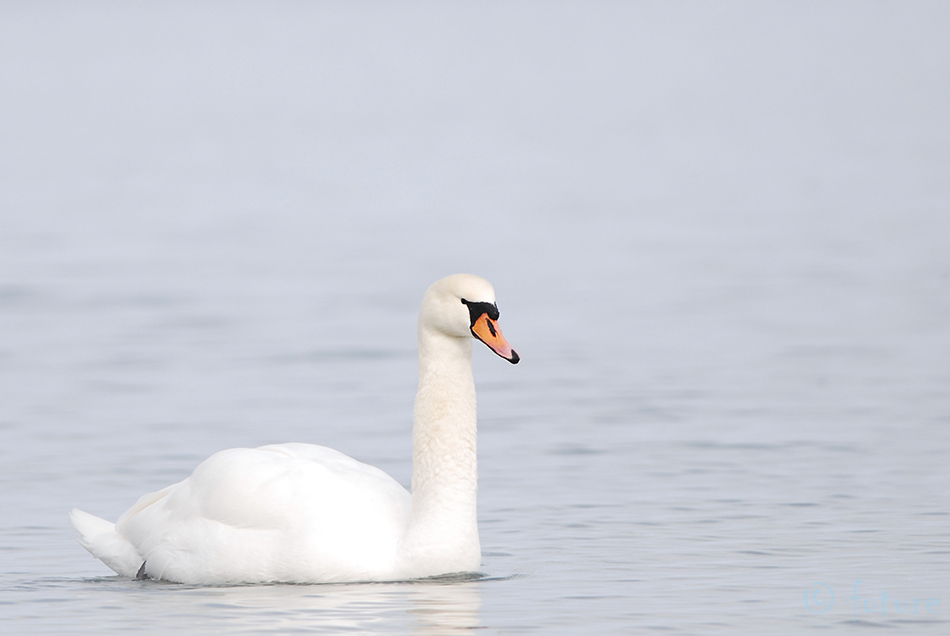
70,274,519,584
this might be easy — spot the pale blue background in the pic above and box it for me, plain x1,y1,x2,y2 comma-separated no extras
2,2,948,634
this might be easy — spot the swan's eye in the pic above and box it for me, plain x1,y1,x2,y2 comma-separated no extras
461,299,499,328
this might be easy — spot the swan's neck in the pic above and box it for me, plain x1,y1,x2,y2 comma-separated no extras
400,327,480,575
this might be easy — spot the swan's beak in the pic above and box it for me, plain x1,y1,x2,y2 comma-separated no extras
471,314,520,364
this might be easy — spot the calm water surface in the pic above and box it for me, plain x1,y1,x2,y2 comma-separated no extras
2,3,949,634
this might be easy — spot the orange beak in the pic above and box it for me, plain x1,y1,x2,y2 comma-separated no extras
471,313,520,364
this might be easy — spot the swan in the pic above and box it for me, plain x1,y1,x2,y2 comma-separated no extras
69,274,519,584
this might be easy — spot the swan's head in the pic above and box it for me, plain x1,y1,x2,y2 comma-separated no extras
420,274,520,364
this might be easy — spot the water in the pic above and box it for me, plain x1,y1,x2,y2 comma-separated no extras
2,2,949,633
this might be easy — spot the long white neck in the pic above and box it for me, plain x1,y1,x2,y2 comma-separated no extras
397,325,481,577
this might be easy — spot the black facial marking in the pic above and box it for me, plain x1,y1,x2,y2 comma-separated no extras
460,298,499,328
136,562,149,580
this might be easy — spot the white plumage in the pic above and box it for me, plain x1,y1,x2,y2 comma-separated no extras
70,274,518,584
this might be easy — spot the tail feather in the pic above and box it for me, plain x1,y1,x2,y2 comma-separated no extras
69,508,143,578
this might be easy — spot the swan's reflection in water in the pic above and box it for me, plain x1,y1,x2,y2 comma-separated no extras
404,575,482,636
101,574,482,634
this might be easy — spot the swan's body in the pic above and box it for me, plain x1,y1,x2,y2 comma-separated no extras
70,274,518,584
